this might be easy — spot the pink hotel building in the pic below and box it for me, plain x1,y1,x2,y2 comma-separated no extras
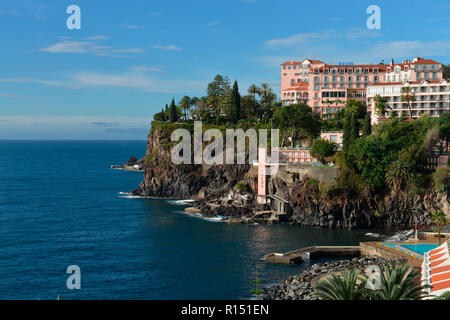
280,57,446,117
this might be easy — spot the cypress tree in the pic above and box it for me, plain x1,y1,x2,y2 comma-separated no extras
362,113,372,137
350,111,360,141
343,110,353,151
231,81,241,123
169,98,178,123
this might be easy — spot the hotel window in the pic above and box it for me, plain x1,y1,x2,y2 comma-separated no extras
356,76,361,82
348,69,353,74
364,76,369,83
340,84,345,89
283,73,287,76
324,77,329,83
293,65,297,69
424,73,429,80
324,69,329,74
393,75,396,82
332,76,337,83
365,68,369,74
340,69,345,74
374,69,379,74
417,73,421,80
348,76,353,82
283,66,286,70
330,135,338,142
288,66,291,69
432,72,437,80
340,76,345,82
356,83,361,88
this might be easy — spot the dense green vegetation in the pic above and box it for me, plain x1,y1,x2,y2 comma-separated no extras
444,64,450,80
152,74,450,197
339,113,450,195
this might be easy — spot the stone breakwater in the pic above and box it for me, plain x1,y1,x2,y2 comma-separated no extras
263,257,405,300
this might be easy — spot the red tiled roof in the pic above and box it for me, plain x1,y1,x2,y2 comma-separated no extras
282,59,324,66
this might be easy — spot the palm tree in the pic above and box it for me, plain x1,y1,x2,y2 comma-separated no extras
259,83,276,106
314,269,367,300
180,96,191,121
368,262,430,300
401,86,416,120
248,84,260,100
374,94,390,119
431,210,447,245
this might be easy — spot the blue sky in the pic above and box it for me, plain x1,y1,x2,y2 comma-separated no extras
0,0,449,140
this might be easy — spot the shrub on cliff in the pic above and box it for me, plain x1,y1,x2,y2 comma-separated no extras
433,168,449,193
310,139,337,164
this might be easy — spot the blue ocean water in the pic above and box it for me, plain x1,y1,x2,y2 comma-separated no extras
0,141,389,300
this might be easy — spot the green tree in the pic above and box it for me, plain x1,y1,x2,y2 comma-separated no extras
368,263,430,300
401,87,416,119
154,108,167,122
362,112,372,137
310,139,337,164
431,210,447,245
180,96,191,121
169,98,178,123
231,81,241,123
273,103,320,147
250,265,265,300
241,95,259,122
248,84,260,100
443,64,450,80
374,94,390,118
314,269,367,300
343,109,359,150
438,113,450,151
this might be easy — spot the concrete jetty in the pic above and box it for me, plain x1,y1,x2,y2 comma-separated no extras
265,246,361,265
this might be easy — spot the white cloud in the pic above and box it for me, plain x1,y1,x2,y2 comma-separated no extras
0,70,204,93
258,39,450,68
118,23,143,29
85,35,109,40
37,39,144,57
70,71,203,93
263,28,380,47
131,65,166,72
152,45,182,51
203,21,220,27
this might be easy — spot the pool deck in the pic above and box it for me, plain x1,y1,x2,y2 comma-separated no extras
360,242,439,269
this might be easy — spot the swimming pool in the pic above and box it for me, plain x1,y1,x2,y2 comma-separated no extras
380,243,439,259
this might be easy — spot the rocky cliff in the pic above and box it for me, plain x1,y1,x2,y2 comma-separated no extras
270,175,449,229
134,122,448,229
133,123,250,199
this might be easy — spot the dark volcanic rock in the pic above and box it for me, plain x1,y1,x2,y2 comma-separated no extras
133,124,250,199
263,257,405,300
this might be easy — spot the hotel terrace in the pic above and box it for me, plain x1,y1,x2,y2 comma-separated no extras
367,80,450,125
281,57,448,119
